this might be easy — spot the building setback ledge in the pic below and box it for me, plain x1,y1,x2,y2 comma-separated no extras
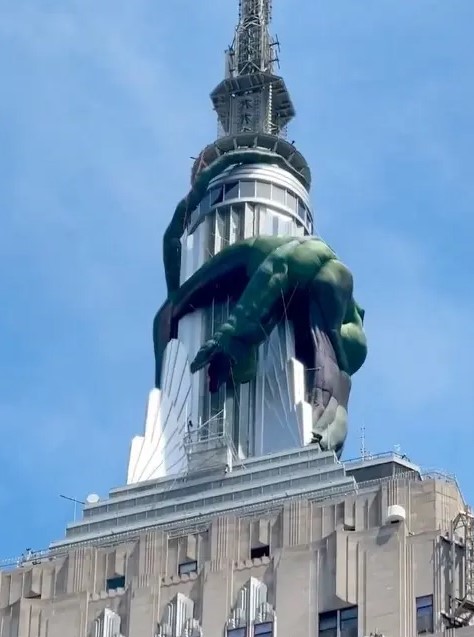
50,447,355,550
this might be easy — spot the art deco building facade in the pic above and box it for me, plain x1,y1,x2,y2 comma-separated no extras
1,452,474,636
2,2,472,637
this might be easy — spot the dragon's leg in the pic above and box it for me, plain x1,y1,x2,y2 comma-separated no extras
307,259,355,457
310,259,355,372
191,240,302,390
153,241,253,388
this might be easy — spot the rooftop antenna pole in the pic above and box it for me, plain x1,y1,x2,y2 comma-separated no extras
59,494,85,522
236,0,274,75
360,424,366,460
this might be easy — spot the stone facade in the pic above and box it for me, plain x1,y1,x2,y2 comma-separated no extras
1,467,472,636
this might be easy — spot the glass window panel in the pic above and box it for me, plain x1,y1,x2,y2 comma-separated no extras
253,204,261,234
200,192,210,215
231,203,245,240
229,207,240,242
340,625,358,637
272,216,279,235
250,545,270,559
340,606,358,637
298,199,306,220
207,212,216,258
416,595,433,610
287,191,297,211
319,611,337,631
239,180,255,197
256,181,272,199
416,595,433,634
227,627,246,637
416,612,433,634
216,208,227,252
254,622,273,635
224,206,231,244
178,560,197,576
295,223,306,237
272,185,286,205
210,186,224,206
340,607,358,621
244,203,255,238
224,181,239,200
106,576,125,591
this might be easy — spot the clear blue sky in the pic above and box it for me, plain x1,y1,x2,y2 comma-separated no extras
1,0,473,560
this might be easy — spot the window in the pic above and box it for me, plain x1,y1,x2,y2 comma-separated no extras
216,207,227,252
319,607,357,637
416,595,434,634
178,560,198,576
207,212,216,257
106,575,125,591
227,628,246,637
319,611,337,637
210,186,224,206
297,199,306,221
272,185,286,205
256,181,271,199
243,202,255,238
224,181,239,200
230,204,244,241
239,180,255,198
254,622,273,636
250,545,270,560
287,191,297,212
340,607,358,637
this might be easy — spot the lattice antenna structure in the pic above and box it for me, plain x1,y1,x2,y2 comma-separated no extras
235,0,275,76
211,0,295,138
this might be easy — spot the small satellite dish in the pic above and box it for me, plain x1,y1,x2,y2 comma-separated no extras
86,493,100,504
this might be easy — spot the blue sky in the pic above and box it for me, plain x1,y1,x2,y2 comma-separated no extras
1,0,473,560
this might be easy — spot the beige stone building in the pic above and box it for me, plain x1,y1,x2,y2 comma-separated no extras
1,450,474,636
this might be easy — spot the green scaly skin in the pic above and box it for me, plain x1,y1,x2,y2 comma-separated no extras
169,236,366,388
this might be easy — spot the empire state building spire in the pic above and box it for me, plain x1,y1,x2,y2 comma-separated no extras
211,0,295,137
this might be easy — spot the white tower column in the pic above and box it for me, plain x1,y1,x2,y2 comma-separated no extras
127,0,315,484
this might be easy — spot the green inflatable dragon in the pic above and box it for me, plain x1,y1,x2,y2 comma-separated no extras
154,149,367,458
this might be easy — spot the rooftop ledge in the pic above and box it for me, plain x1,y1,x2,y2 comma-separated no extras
0,449,461,570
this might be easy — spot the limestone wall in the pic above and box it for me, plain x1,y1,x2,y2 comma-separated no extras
0,477,467,636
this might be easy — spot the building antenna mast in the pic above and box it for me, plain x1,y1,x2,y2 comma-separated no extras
360,424,367,460
212,0,295,139
59,494,85,522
